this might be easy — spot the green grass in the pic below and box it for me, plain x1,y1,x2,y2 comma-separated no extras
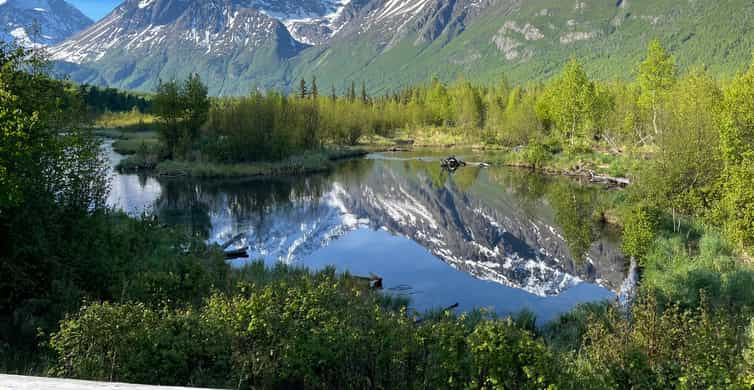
118,148,368,178
111,134,161,155
94,110,157,130
496,147,638,177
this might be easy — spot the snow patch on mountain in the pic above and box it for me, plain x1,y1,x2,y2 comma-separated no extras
0,0,91,47
258,0,353,45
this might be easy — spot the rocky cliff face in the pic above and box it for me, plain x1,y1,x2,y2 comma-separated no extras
0,0,91,47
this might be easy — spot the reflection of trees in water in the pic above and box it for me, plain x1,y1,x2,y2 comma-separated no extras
153,174,333,239
546,182,600,262
484,169,603,262
154,180,213,238
486,169,549,216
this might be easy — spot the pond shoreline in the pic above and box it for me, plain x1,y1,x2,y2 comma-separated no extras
117,148,370,178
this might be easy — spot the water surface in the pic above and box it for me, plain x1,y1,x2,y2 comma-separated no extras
106,145,626,322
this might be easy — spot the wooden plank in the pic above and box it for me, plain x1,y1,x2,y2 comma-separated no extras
0,375,222,390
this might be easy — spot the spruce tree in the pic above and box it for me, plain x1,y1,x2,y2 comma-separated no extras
299,78,308,99
348,81,356,102
311,76,319,99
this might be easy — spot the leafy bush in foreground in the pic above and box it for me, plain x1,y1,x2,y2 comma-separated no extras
50,266,558,389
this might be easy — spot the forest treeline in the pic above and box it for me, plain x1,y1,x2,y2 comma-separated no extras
146,40,753,250
3,39,754,388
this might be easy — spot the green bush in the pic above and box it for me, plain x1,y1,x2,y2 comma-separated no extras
49,264,565,389
621,205,659,261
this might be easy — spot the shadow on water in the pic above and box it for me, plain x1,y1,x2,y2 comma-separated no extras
107,146,627,322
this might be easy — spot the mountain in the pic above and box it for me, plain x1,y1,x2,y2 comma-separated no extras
50,0,754,95
0,0,92,47
291,0,754,93
49,0,313,94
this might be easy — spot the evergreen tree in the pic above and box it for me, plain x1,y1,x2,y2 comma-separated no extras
330,85,337,102
361,82,368,104
311,76,319,99
348,81,356,103
299,78,308,99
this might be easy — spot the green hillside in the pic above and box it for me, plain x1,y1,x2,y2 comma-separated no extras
290,0,754,94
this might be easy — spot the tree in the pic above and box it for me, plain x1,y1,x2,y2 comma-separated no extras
153,80,183,159
311,77,319,99
637,39,676,136
621,206,658,261
537,58,598,146
299,78,308,99
0,81,34,209
182,73,209,150
348,81,356,103
361,82,368,104
717,54,754,247
426,76,452,126
452,78,483,129
330,84,337,102
1,43,109,354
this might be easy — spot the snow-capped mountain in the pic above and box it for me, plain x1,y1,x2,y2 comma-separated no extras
0,0,92,47
48,0,754,96
50,0,303,64
49,0,308,94
48,0,492,93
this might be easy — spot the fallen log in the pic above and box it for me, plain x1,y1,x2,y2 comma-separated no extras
224,247,249,260
587,170,631,187
441,156,489,171
466,162,490,168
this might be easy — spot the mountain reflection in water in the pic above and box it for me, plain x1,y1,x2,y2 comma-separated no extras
107,147,626,322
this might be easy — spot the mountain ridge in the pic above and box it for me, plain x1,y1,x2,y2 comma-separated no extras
44,0,754,95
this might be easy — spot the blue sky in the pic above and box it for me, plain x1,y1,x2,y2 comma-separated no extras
68,0,121,21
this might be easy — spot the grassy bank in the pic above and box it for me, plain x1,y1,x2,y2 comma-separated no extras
491,146,641,179
110,132,161,155
117,148,368,178
93,110,157,132
368,127,503,149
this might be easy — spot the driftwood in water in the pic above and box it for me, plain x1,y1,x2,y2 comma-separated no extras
414,303,460,324
561,167,631,188
221,233,245,250
441,156,466,170
587,170,631,187
441,156,490,171
466,162,490,168
224,247,249,260
354,274,383,290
